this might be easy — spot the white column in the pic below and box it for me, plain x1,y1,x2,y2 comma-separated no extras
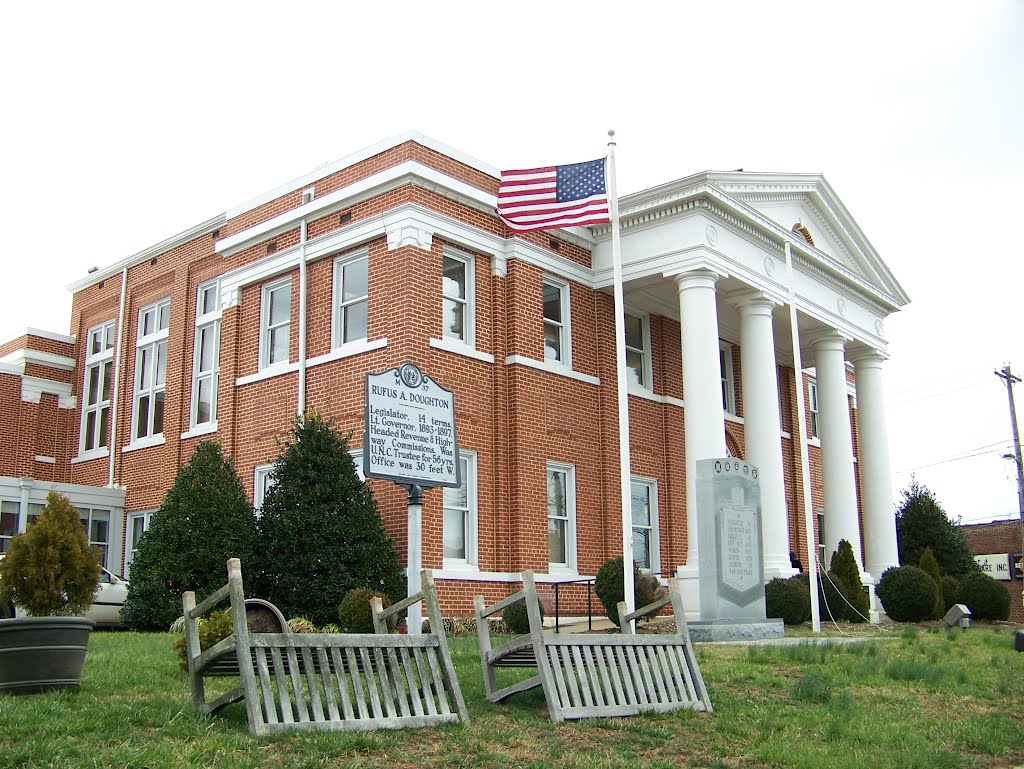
813,334,864,574
736,294,793,579
851,350,899,578
676,270,727,570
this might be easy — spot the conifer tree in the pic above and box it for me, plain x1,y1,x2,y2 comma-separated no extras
828,539,870,622
895,479,980,579
254,410,404,627
121,441,258,630
917,547,945,619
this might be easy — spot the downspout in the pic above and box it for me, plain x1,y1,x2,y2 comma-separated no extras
108,266,128,488
297,219,308,416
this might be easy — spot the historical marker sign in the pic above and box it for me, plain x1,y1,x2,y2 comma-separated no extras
364,362,460,488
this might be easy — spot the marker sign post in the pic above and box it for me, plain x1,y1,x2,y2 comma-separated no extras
364,363,459,634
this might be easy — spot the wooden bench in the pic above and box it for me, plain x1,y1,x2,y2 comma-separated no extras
473,571,712,722
182,558,468,735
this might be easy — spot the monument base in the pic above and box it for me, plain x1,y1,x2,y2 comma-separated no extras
688,618,785,643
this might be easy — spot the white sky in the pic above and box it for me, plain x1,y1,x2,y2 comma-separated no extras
2,1,1022,528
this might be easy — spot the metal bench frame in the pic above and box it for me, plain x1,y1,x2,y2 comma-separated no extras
474,570,712,721
182,558,468,735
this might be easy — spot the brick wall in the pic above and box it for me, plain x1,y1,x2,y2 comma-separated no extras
962,520,1023,623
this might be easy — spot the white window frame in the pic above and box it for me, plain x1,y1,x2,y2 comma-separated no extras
76,505,112,569
253,464,275,517
630,476,660,572
441,248,475,347
624,311,652,390
190,280,221,430
260,278,291,369
443,451,477,568
132,299,170,442
546,461,577,572
0,499,19,553
808,379,820,439
720,341,736,415
542,277,572,368
80,319,116,455
332,251,369,349
126,510,155,576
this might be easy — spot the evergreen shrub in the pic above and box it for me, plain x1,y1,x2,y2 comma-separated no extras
765,576,811,625
957,572,1010,621
917,547,944,619
255,411,404,627
502,597,541,635
594,557,663,626
0,491,101,617
338,587,392,633
796,571,855,622
940,575,961,614
829,540,870,622
876,565,937,622
172,609,233,672
122,442,258,630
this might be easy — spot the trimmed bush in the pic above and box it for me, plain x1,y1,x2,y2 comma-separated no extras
765,576,811,625
172,609,233,672
0,491,101,617
876,565,938,622
255,411,405,628
594,557,663,627
917,547,944,620
502,597,539,635
122,442,258,630
957,572,1010,621
287,617,317,634
338,587,393,633
829,540,870,623
940,575,960,614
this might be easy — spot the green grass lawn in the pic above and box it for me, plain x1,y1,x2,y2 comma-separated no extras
1,625,1022,769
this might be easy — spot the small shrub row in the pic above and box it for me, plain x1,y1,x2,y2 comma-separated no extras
594,557,665,626
877,565,1010,622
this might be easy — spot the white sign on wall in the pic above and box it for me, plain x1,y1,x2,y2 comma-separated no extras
363,362,459,488
974,553,1012,581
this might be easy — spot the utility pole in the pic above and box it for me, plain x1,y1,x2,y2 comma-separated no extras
995,364,1024,585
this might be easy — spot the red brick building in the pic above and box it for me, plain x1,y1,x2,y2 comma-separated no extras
962,519,1023,623
0,132,910,618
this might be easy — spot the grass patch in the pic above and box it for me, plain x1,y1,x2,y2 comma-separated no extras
0,626,1021,768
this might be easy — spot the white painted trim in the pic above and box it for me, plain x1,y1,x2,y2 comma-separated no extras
331,249,371,349
259,277,292,370
1,349,76,371
181,422,218,440
21,376,72,404
71,447,110,464
542,275,573,371
122,434,166,453
429,337,494,364
307,338,388,369
236,361,299,387
431,569,597,583
34,455,55,464
724,412,745,426
546,460,577,572
806,437,822,448
626,384,685,409
440,246,475,348
504,355,600,386
23,328,76,344
0,361,22,376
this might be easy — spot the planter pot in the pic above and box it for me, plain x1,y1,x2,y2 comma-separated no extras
0,616,94,694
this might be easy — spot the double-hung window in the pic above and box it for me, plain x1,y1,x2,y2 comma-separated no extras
191,281,221,428
133,300,169,441
77,505,111,568
0,499,18,553
547,462,576,571
808,379,819,438
261,279,291,368
543,278,570,365
720,342,736,415
624,312,651,388
443,452,476,566
333,253,368,347
630,478,660,571
81,320,115,453
442,251,474,345
126,510,155,575
253,464,275,516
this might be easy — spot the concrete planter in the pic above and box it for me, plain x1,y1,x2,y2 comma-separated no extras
0,616,94,694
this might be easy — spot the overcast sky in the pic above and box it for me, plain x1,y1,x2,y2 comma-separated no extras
2,1,1022,529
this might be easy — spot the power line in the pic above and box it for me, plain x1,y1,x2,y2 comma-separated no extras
893,442,1009,474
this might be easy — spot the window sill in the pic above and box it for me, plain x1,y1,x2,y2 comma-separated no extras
71,447,109,464
181,422,218,440
505,355,599,386
237,361,299,387
429,337,494,364
806,437,821,448
122,435,166,453
441,560,480,572
308,337,388,368
627,384,685,409
724,412,744,425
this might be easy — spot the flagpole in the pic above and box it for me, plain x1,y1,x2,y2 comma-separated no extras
607,130,635,629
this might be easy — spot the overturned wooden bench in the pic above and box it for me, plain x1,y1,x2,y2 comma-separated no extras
182,558,468,735
473,571,712,722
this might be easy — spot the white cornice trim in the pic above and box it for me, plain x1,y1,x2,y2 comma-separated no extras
1,349,76,371
0,328,76,346
0,361,23,376
20,376,72,404
67,215,225,292
226,130,502,219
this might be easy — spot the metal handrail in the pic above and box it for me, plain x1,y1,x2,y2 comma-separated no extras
551,576,595,633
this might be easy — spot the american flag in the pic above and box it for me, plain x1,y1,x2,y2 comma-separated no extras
496,158,611,232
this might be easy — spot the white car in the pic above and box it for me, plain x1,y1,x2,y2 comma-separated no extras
0,557,128,627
